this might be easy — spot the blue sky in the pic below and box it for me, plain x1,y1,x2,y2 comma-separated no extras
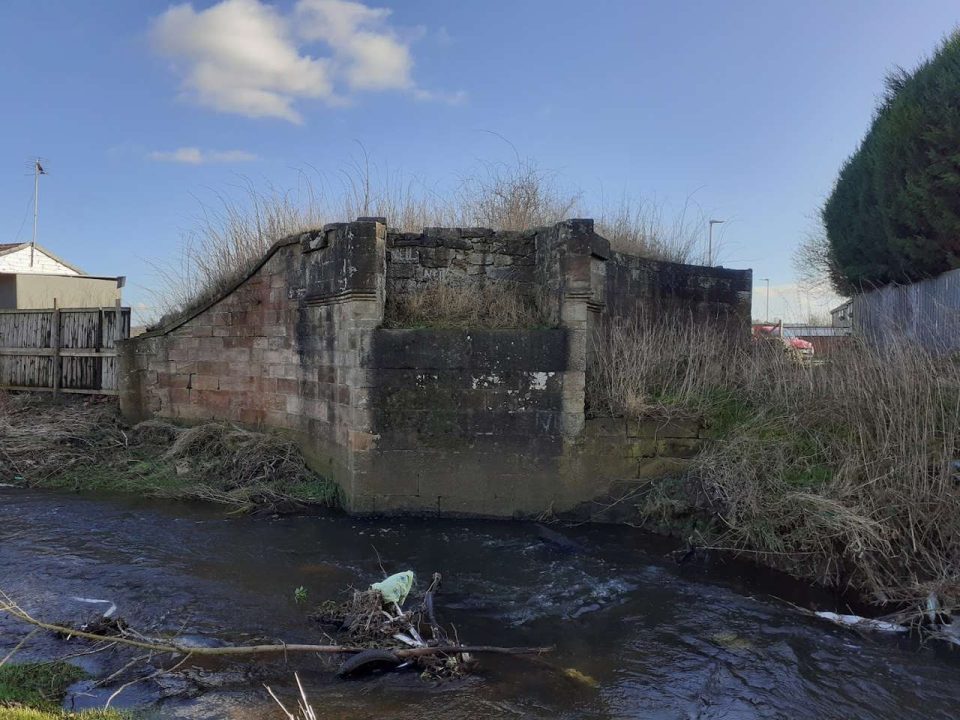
1,0,958,321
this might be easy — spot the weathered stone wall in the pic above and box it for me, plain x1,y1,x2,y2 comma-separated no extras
120,217,751,518
385,227,538,295
605,251,753,324
120,220,386,486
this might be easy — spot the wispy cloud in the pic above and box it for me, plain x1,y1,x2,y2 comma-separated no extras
149,147,258,164
151,0,462,123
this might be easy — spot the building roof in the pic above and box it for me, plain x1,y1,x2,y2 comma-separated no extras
0,242,86,275
830,299,853,314
781,324,851,337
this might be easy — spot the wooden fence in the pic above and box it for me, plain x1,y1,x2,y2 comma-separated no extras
0,307,132,395
852,268,960,354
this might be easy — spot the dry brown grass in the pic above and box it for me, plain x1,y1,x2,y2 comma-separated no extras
0,393,338,510
150,157,706,325
383,280,546,329
589,317,960,611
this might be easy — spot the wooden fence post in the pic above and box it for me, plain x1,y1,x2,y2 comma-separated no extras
51,308,61,397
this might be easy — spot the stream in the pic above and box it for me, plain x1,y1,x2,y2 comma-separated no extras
1,487,957,719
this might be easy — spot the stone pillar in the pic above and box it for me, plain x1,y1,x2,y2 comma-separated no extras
555,219,601,439
117,338,146,423
301,218,386,512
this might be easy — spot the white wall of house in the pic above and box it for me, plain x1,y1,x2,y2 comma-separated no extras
0,246,79,275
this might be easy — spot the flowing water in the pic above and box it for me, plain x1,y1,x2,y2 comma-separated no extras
1,488,957,719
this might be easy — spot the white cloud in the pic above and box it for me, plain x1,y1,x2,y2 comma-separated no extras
152,0,333,122
149,147,258,164
151,0,460,122
295,0,412,91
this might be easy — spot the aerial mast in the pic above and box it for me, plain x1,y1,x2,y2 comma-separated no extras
31,158,46,268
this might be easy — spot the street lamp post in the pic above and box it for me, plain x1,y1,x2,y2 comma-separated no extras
760,278,770,321
708,219,724,266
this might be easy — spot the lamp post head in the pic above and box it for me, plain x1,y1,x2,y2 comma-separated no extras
709,219,725,226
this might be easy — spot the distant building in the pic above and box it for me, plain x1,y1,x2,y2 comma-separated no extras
0,242,123,309
830,299,853,329
781,323,852,356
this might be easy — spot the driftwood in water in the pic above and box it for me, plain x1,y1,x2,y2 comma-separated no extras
0,590,552,662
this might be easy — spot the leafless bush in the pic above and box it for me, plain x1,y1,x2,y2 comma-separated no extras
383,280,545,329
597,195,707,263
589,318,960,608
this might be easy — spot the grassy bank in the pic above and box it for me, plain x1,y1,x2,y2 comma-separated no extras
588,316,960,612
0,662,123,719
0,394,339,511
0,711,123,720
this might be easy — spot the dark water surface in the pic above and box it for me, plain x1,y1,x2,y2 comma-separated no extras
1,488,957,719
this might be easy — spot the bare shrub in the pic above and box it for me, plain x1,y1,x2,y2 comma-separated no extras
453,159,580,230
590,319,960,609
597,195,707,263
383,280,545,329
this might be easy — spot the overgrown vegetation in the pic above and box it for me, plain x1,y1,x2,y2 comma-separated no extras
589,316,960,610
151,157,709,326
0,394,339,511
0,663,85,712
822,30,960,294
383,280,547,329
0,710,124,720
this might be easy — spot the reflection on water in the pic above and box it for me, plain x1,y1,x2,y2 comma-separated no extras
1,488,957,719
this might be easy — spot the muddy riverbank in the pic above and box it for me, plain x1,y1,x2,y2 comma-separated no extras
2,487,958,719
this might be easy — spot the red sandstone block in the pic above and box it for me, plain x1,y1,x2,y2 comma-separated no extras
224,337,253,349
218,376,251,392
348,430,377,452
235,407,264,425
266,393,287,412
221,348,251,363
169,387,192,405
261,377,278,393
195,390,231,413
261,324,288,338
277,378,298,394
167,348,197,362
196,360,228,375
197,338,224,354
299,381,319,400
191,374,221,391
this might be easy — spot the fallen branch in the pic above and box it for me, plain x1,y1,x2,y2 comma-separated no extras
0,594,551,660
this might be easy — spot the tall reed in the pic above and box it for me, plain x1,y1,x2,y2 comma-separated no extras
589,317,960,609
